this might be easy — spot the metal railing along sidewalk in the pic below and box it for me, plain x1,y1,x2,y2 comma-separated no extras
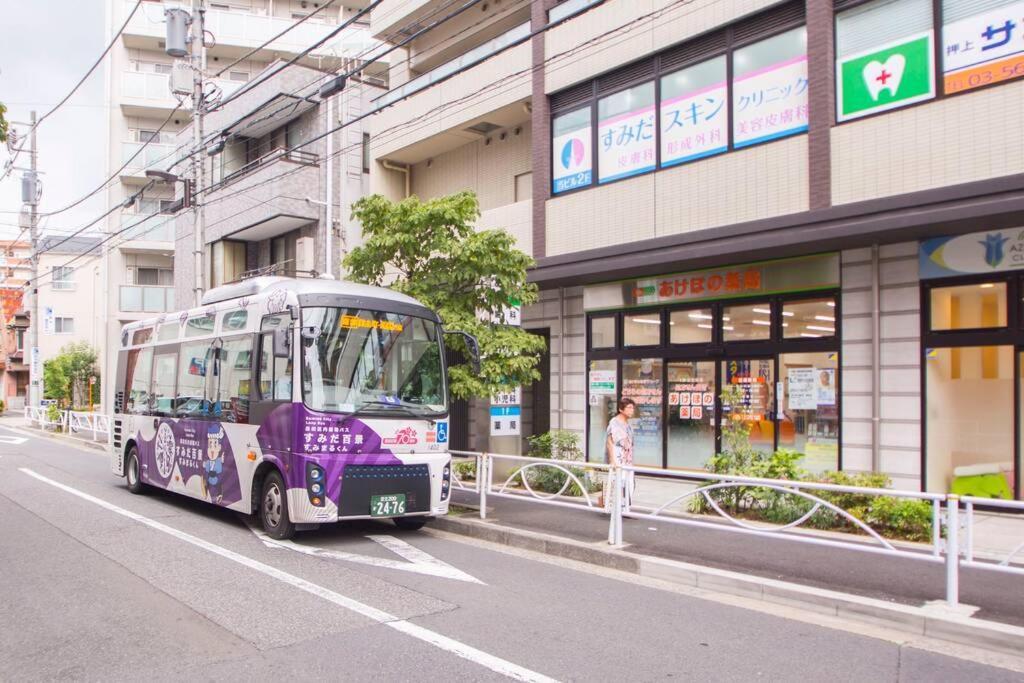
24,406,111,443
449,450,1024,609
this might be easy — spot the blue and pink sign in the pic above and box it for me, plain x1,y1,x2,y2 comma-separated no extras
733,55,809,148
660,82,728,167
597,105,656,183
552,126,593,194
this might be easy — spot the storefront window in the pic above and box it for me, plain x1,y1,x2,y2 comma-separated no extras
660,55,728,167
779,352,839,473
624,313,661,347
926,346,1014,498
552,106,593,194
590,316,616,348
724,358,775,454
942,0,1023,95
621,358,663,466
724,302,772,341
784,297,837,338
597,82,656,183
669,308,714,344
588,359,617,463
929,282,1007,330
667,361,717,469
732,26,808,148
835,0,934,122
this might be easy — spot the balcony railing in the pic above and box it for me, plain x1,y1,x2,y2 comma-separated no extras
51,281,76,291
548,0,602,23
120,285,175,313
372,21,531,111
122,71,245,107
119,213,176,243
123,0,376,59
211,147,318,192
122,141,178,176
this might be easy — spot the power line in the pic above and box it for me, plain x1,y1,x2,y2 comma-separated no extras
1,0,146,182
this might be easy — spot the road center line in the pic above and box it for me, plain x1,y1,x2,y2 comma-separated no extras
19,467,555,683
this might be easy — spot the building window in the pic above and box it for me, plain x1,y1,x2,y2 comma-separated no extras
54,317,74,334
551,106,593,194
723,302,773,342
732,26,808,147
624,312,662,347
784,297,838,338
135,267,173,286
597,82,655,183
669,308,714,344
210,240,247,288
362,132,370,173
590,316,616,348
929,282,1008,330
16,329,24,352
942,0,1024,95
660,55,728,168
51,266,74,291
836,0,935,122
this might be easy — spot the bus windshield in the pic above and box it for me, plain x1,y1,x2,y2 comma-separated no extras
300,306,447,417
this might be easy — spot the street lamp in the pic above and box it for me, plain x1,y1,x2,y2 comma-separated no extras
145,170,180,184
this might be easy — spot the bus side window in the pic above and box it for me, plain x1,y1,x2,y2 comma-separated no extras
125,347,153,415
259,314,293,402
207,336,253,423
151,352,178,417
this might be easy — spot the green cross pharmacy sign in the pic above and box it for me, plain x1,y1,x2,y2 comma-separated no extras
837,31,935,122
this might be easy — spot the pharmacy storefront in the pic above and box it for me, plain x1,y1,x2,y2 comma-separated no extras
921,229,1024,500
584,253,841,474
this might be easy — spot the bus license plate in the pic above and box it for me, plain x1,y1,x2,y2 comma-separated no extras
370,494,406,517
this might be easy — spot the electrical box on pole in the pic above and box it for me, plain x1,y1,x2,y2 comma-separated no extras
21,172,39,205
164,8,191,57
170,60,193,96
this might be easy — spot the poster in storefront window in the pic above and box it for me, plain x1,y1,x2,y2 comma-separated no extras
943,2,1024,95
733,56,809,148
597,104,656,183
787,367,817,410
816,368,836,406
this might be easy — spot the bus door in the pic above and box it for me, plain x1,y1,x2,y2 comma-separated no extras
250,313,294,425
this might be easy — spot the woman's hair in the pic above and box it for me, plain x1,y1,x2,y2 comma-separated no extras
617,397,636,413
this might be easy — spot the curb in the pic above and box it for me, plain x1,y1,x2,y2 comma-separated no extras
433,513,1024,658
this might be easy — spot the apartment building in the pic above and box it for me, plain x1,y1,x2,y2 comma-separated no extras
366,0,1024,501
36,236,105,366
102,0,380,411
0,240,32,409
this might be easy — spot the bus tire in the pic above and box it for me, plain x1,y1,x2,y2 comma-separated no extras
125,445,145,495
392,516,429,531
260,471,295,540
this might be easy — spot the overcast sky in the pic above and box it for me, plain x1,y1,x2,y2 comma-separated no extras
0,0,107,241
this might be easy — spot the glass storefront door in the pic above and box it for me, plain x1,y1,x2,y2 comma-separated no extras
723,358,775,454
621,358,663,467
588,359,617,463
666,361,717,469
778,351,839,474
925,346,1014,499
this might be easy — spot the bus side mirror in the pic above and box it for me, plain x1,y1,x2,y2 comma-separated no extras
273,328,290,358
445,330,481,375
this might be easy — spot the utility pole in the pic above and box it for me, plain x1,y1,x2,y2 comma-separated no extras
25,110,40,408
191,0,207,306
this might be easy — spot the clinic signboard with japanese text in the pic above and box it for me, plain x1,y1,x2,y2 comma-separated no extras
920,229,1024,279
733,55,809,148
943,2,1024,95
597,106,656,183
837,32,935,122
552,125,593,194
660,82,728,167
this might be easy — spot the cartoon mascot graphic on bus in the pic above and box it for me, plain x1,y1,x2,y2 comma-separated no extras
202,424,226,504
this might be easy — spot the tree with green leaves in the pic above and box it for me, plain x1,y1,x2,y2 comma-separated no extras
43,342,101,408
344,190,545,399
0,102,8,143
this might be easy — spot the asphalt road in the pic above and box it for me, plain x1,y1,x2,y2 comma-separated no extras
0,427,1021,682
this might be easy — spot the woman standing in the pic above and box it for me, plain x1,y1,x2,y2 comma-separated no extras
605,398,636,509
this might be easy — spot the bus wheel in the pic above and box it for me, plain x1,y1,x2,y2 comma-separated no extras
126,446,145,495
392,516,428,531
260,471,296,540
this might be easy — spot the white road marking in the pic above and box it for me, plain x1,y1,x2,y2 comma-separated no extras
248,524,484,584
0,435,29,445
19,468,552,682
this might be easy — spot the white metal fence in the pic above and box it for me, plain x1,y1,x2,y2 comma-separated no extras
450,451,1024,608
24,407,111,443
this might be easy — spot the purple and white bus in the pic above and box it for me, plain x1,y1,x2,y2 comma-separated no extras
111,276,478,539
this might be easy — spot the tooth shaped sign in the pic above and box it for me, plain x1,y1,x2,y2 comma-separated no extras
836,31,935,122
862,54,906,101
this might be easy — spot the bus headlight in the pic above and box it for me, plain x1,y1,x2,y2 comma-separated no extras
306,462,326,507
441,463,451,501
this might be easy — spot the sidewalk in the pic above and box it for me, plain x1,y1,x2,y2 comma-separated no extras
448,486,1024,630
